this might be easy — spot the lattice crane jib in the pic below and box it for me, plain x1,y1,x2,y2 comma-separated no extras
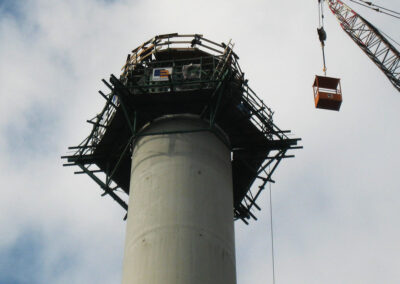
325,0,400,92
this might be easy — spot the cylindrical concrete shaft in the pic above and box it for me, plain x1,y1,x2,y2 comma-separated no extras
122,115,236,284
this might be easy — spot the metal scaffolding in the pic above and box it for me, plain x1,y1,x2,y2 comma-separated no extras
62,33,301,223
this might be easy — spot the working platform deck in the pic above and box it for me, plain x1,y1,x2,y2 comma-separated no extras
63,34,301,223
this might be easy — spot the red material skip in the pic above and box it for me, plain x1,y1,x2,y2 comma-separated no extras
313,75,343,111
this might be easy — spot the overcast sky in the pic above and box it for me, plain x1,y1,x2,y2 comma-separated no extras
1,0,399,283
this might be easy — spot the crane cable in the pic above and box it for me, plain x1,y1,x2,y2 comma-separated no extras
348,0,400,20
345,0,400,47
318,0,328,75
269,181,276,284
358,0,400,15
379,28,400,48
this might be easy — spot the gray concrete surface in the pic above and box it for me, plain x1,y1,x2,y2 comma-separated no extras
122,115,236,284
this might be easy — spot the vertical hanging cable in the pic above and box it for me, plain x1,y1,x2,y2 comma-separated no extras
318,0,328,75
318,1,322,27
320,0,325,25
269,181,276,284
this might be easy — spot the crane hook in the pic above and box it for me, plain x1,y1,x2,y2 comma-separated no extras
317,27,327,44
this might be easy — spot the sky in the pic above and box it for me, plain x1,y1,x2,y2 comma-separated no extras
0,0,399,283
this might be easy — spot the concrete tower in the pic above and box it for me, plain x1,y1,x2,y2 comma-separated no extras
123,116,236,284
63,33,300,284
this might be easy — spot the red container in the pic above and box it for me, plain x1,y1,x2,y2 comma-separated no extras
313,75,342,111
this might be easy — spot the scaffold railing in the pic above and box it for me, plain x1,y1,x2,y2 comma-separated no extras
62,34,301,223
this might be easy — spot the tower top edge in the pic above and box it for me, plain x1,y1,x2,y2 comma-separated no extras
121,33,238,77
134,114,231,148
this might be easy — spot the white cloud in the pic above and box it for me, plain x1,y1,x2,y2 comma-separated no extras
1,0,399,283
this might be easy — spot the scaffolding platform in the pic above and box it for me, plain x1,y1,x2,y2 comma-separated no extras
62,34,301,223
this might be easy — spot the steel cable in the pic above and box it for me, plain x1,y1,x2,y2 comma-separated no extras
359,0,400,15
348,0,400,19
269,179,276,284
345,0,400,47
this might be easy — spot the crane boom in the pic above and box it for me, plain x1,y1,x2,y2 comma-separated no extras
326,0,400,92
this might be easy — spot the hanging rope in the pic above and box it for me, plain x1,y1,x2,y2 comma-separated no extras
348,0,400,20
320,0,325,26
318,1,322,27
359,0,400,15
269,180,276,284
318,0,328,75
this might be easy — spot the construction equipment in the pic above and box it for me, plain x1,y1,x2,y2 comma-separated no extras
313,75,343,110
314,0,400,110
315,0,344,111
326,0,400,92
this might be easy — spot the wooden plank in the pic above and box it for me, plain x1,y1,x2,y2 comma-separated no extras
156,33,178,39
156,41,193,46
197,42,224,54
200,37,224,48
156,47,196,51
175,34,203,38
137,43,155,57
132,41,145,53
138,47,160,62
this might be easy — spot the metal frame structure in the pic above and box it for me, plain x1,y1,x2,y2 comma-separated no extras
62,34,301,224
327,0,400,92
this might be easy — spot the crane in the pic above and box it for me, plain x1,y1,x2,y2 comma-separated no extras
313,0,399,111
325,0,400,92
